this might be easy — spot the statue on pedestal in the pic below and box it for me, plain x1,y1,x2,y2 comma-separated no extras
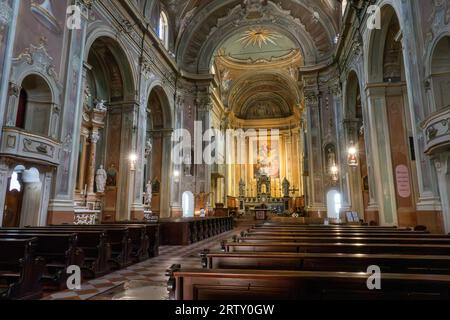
95,165,107,193
282,178,290,198
239,179,246,198
145,180,153,207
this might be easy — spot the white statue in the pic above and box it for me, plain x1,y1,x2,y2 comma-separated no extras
282,178,290,198
145,138,153,157
145,180,152,206
94,99,108,112
96,165,107,193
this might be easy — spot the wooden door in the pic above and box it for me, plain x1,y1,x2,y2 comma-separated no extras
2,178,23,228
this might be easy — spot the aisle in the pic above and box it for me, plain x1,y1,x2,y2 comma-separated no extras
43,227,241,300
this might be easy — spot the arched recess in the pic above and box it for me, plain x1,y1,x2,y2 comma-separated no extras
430,36,450,111
16,74,53,137
366,4,417,227
76,35,136,222
345,71,371,223
145,85,172,217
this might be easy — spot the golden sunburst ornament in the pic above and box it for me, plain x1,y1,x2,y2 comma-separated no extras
238,28,280,48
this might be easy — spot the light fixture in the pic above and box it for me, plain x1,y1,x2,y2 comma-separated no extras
347,141,358,167
330,164,339,181
173,170,180,178
129,153,138,170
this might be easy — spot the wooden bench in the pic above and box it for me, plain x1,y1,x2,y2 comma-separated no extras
59,225,149,263
9,228,110,278
0,232,82,290
166,265,450,300
0,238,45,300
242,230,443,238
160,217,234,246
200,250,450,274
234,235,450,245
109,222,160,257
44,226,132,269
222,241,450,255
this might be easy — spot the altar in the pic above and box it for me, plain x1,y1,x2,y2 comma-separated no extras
251,208,272,221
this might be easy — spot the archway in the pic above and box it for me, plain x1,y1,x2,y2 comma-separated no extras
326,190,341,220
145,86,172,217
76,36,136,222
182,191,195,218
367,5,416,227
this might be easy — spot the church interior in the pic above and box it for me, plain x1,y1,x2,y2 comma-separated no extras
0,0,449,301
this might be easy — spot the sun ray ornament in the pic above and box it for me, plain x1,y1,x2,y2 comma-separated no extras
238,28,281,48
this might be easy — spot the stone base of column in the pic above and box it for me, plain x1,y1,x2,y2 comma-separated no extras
47,210,75,225
47,200,75,225
171,206,183,218
416,210,444,234
130,210,145,221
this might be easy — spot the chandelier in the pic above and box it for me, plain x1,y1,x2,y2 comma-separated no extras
238,28,280,48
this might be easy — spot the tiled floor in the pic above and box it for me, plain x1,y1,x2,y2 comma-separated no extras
42,228,241,300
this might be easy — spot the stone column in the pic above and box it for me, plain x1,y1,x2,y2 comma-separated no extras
304,91,326,213
47,2,89,224
0,0,19,134
365,86,398,226
86,130,100,195
398,1,441,210
433,153,450,233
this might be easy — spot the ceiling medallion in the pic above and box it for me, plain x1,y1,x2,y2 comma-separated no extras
238,28,280,48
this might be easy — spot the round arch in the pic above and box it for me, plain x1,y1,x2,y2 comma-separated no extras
84,30,137,98
366,2,403,84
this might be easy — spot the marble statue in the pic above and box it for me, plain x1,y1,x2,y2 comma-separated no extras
94,99,108,112
282,178,290,198
145,138,153,158
145,180,153,206
95,165,107,193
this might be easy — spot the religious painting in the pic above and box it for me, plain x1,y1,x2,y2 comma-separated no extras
252,139,280,179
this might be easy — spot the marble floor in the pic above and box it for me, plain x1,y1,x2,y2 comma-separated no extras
42,228,241,300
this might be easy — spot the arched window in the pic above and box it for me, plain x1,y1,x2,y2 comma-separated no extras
159,11,169,49
341,0,348,16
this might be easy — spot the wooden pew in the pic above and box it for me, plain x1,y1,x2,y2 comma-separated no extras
43,226,132,269
6,228,110,278
245,229,430,237
248,227,426,234
166,265,450,300
234,235,450,245
109,222,160,257
57,225,149,263
0,232,82,290
200,250,450,275
242,230,443,238
0,238,45,300
160,217,234,246
222,241,450,255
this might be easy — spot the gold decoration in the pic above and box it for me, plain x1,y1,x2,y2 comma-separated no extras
238,28,280,48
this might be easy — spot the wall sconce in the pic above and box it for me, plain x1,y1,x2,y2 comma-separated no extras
129,153,138,171
347,141,358,167
173,170,180,182
330,164,339,181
